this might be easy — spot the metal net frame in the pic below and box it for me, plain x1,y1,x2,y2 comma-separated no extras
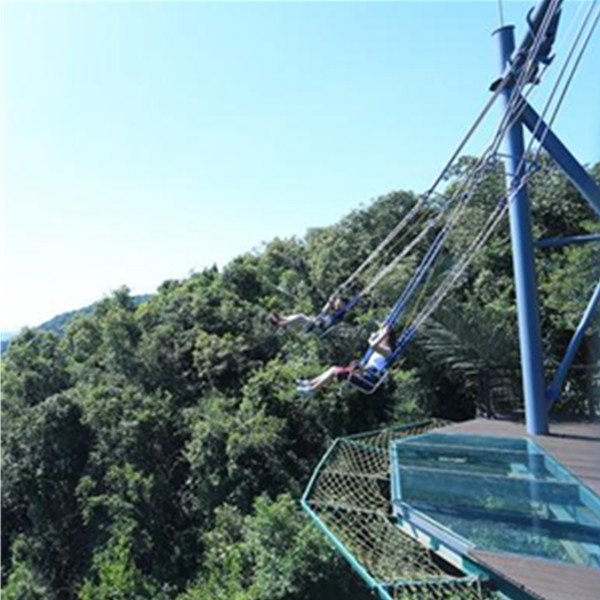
301,420,501,600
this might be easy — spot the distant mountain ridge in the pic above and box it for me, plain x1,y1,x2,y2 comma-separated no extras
37,304,97,336
1,295,151,354
1,333,13,355
38,294,151,336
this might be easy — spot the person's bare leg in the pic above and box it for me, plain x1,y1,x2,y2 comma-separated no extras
306,366,343,391
275,313,313,327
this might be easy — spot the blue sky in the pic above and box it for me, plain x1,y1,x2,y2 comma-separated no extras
3,1,599,332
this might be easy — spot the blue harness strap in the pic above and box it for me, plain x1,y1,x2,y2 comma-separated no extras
387,326,418,365
330,294,362,323
359,228,446,369
313,294,362,337
385,227,447,327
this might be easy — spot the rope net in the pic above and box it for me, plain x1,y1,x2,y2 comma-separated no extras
303,420,500,599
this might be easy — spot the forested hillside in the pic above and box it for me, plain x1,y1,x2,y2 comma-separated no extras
2,158,599,599
1,297,151,357
37,296,153,337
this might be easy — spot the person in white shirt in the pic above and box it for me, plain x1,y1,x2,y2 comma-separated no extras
296,324,396,395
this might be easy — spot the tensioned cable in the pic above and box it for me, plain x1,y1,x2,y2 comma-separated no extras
407,0,591,336
331,199,425,297
534,0,600,152
326,81,510,306
333,0,555,313
408,2,562,316
379,54,551,330
522,0,598,199
336,1,558,322
524,0,588,177
343,0,560,346
355,202,438,286
354,76,549,371
405,35,570,325
359,158,500,298
403,0,564,272
406,164,538,338
488,0,564,147
498,0,505,28
402,169,503,328
354,80,516,305
367,85,535,333
384,0,565,346
360,215,442,296
410,138,548,332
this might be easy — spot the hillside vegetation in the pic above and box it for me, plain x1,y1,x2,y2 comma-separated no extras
2,158,599,599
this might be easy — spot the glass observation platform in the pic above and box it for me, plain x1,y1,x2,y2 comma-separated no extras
391,432,600,570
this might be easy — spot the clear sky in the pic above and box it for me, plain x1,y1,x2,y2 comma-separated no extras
2,1,599,332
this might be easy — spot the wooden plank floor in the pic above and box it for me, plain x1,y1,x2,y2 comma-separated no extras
431,419,600,600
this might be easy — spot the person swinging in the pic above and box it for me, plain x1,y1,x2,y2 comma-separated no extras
270,296,350,336
296,324,396,396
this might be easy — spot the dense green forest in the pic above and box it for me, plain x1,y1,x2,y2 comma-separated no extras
2,158,599,599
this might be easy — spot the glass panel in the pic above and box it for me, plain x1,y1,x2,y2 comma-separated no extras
403,432,530,451
395,442,570,481
393,433,600,569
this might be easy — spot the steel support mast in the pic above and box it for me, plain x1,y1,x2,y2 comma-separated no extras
492,0,600,434
494,24,548,435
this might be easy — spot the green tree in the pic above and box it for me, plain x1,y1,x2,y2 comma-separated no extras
2,537,51,600
180,494,370,600
2,394,90,597
2,329,70,409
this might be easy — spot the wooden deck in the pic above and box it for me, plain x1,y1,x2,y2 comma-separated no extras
432,419,600,600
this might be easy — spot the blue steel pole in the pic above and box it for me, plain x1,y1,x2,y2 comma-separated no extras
547,281,600,406
535,233,600,249
520,101,600,218
494,25,548,435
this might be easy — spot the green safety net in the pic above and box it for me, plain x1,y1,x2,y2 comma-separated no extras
302,420,500,600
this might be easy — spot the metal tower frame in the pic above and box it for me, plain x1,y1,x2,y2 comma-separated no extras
494,0,600,434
